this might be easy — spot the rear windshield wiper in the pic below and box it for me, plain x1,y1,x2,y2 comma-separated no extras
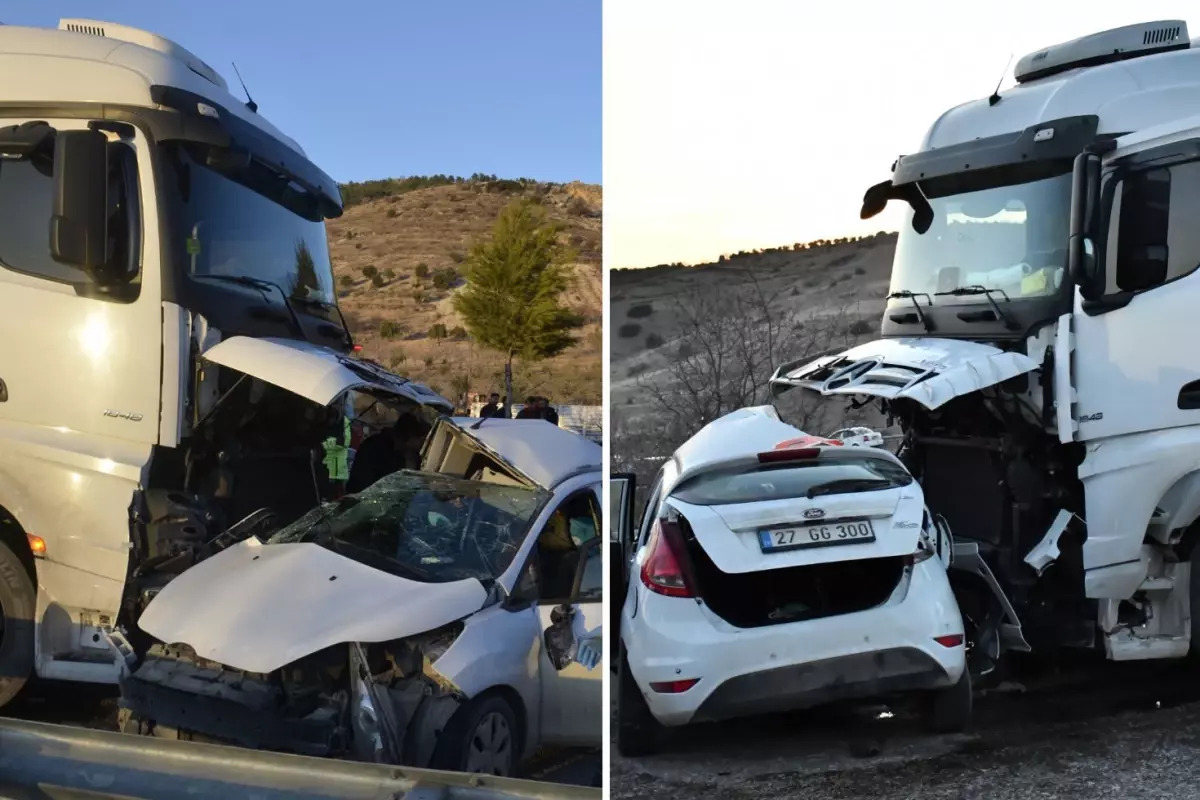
886,290,934,332
805,478,895,499
934,285,1018,331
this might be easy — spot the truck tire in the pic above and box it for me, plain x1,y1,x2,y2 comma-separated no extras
0,541,35,708
1189,543,1200,661
921,667,972,734
616,645,663,757
431,693,520,777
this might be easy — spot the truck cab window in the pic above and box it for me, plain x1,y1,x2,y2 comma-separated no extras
1111,161,1200,294
0,135,140,291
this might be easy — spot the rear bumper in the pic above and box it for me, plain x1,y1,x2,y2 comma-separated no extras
691,647,949,723
622,559,964,726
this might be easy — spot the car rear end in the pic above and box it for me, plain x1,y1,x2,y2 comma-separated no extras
622,441,965,728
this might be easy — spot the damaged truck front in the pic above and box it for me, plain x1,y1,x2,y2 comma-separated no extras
119,418,606,777
0,18,451,705
774,21,1200,674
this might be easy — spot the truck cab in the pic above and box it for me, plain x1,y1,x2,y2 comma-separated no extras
0,19,450,705
773,20,1200,671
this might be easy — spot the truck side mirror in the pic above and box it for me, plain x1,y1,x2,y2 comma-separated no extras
50,129,109,277
1068,151,1102,298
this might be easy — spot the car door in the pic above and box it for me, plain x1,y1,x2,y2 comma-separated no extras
536,487,603,747
609,472,636,638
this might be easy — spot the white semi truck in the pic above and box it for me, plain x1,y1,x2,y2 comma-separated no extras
0,19,450,706
772,20,1200,676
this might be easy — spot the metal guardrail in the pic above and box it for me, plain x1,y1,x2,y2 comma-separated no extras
0,717,601,800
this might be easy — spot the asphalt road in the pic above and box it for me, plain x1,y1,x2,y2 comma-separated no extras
612,656,1200,799
1,681,600,788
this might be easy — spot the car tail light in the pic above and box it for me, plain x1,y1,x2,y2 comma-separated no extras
640,517,695,598
934,634,964,648
650,678,700,693
906,531,937,565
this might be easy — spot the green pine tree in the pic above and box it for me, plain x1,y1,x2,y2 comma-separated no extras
453,199,581,406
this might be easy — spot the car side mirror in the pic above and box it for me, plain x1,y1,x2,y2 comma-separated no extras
50,129,110,277
1068,150,1102,299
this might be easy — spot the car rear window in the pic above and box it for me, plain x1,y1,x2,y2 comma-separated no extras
671,456,912,506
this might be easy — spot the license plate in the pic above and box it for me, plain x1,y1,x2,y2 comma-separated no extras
758,520,876,552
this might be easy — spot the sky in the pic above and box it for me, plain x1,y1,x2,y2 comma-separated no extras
3,1,600,184
604,0,1195,268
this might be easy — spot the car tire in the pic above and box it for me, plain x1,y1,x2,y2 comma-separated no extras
0,541,35,708
431,694,520,777
1188,542,1200,661
616,644,663,757
921,666,972,734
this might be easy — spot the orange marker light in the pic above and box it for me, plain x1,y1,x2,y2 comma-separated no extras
27,534,46,558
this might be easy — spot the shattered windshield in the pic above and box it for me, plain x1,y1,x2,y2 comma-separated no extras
890,170,1073,302
267,471,550,583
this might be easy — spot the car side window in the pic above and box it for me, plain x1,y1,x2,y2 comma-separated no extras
574,539,602,602
1108,160,1200,294
534,489,603,603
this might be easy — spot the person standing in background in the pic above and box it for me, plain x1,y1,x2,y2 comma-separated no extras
479,392,503,418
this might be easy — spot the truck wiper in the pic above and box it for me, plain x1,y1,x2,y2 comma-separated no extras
934,285,1018,331
886,290,934,332
805,478,895,499
290,293,355,349
190,274,306,337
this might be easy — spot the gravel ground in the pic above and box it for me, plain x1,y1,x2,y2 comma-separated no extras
1,681,599,788
612,657,1200,799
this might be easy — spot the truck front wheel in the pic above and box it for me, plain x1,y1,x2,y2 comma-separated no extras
0,540,35,707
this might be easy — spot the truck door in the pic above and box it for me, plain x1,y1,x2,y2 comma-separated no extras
0,118,162,621
1071,145,1200,443
1069,138,1200,586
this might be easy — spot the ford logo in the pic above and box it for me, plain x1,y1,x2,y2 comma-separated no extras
803,508,825,520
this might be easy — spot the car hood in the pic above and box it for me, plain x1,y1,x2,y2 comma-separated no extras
770,337,1039,410
202,336,453,411
138,537,488,673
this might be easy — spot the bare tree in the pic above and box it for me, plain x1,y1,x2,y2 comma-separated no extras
635,267,869,438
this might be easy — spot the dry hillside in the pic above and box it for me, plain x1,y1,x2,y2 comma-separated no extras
327,179,602,404
609,232,899,501
610,232,897,411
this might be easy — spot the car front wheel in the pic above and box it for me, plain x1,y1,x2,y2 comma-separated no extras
431,694,520,777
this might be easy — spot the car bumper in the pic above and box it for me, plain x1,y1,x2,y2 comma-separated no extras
622,560,965,726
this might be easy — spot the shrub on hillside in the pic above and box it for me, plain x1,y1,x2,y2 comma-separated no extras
379,320,402,339
415,262,430,279
362,265,378,279
627,303,654,319
390,352,406,368
383,267,396,280
386,208,398,218
429,323,449,342
645,333,665,349
431,267,458,291
619,323,641,339
338,275,354,288
450,325,468,340
849,319,874,336
371,274,385,288
449,250,466,264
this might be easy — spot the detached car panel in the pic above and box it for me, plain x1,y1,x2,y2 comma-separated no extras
202,335,453,410
770,337,1039,410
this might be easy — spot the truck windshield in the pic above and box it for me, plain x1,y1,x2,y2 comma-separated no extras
890,171,1073,302
160,143,336,305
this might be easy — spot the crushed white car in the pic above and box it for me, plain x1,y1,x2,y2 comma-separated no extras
119,416,604,778
611,406,968,756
